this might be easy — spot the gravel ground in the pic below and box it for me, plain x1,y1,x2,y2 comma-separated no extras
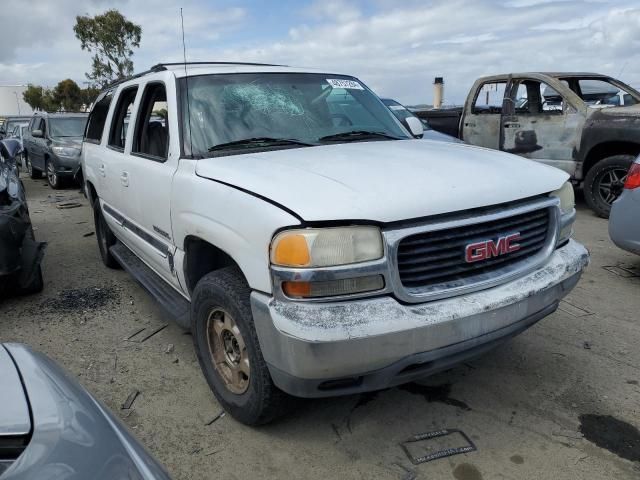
1,176,639,480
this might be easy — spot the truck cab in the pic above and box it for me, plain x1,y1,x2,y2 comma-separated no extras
418,72,640,217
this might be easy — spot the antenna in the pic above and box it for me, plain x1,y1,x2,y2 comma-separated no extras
180,8,193,158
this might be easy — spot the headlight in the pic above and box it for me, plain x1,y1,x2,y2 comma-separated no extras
550,181,575,214
550,181,575,244
271,226,383,268
52,146,80,156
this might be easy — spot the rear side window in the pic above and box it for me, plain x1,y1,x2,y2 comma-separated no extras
85,92,113,143
132,83,169,160
109,87,138,150
473,81,507,114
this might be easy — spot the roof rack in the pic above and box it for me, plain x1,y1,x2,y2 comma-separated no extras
102,61,286,92
151,61,285,69
104,64,168,91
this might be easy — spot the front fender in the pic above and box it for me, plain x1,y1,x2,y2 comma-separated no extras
171,161,301,294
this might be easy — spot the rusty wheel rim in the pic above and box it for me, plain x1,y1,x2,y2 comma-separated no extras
206,308,250,394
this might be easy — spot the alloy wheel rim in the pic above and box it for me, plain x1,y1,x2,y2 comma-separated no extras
598,167,628,206
206,308,250,394
47,162,57,186
27,158,32,175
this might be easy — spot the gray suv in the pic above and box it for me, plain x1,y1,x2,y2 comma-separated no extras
23,112,88,189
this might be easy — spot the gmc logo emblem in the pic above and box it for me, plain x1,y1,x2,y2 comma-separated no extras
465,233,522,263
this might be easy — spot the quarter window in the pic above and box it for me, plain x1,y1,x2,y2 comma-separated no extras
86,92,113,143
109,87,138,150
132,83,169,160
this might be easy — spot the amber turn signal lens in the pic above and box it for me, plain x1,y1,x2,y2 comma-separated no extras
273,234,311,267
282,281,312,297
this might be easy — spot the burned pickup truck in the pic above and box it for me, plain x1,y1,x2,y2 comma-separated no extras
416,73,640,217
0,139,45,297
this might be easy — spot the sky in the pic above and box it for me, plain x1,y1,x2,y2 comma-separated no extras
0,0,639,105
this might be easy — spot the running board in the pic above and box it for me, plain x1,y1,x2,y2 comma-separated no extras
110,242,191,329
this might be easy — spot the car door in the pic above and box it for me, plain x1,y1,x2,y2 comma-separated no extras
461,80,507,149
500,78,584,176
122,78,180,288
30,118,46,170
99,85,140,251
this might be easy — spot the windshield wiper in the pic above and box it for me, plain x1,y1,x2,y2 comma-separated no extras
207,137,314,152
318,130,401,143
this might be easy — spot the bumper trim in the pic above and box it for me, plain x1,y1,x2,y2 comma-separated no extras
268,301,557,398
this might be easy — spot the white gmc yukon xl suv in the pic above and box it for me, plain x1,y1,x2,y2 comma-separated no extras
82,63,589,425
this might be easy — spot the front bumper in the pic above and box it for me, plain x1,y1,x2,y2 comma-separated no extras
251,240,589,398
52,154,81,177
609,189,640,255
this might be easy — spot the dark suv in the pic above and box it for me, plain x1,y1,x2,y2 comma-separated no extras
23,112,88,189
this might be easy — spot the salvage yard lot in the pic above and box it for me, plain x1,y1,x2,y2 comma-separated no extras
2,177,639,480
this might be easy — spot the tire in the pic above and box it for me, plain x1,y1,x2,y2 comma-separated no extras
584,155,635,218
46,158,63,189
26,153,42,179
93,200,120,269
191,267,293,425
18,266,44,295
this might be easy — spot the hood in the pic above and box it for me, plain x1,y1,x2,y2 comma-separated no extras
0,345,30,438
422,129,462,144
591,104,640,118
52,137,82,148
195,140,568,223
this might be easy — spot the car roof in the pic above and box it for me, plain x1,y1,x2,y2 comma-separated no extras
104,62,354,93
477,72,609,82
32,112,88,118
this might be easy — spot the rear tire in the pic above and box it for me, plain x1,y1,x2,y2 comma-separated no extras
584,155,635,219
191,267,293,425
93,200,120,269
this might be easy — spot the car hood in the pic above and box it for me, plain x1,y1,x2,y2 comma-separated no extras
591,104,640,118
0,345,30,438
422,130,462,144
195,140,569,223
51,137,82,148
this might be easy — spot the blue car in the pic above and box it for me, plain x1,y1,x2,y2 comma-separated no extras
381,98,462,143
0,344,171,479
609,156,640,255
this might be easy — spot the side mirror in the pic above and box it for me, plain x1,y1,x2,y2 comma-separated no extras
32,129,43,138
405,116,424,138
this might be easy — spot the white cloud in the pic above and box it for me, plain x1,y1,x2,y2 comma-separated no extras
1,0,639,106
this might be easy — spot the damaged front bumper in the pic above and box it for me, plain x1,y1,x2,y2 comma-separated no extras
0,191,45,291
251,240,589,398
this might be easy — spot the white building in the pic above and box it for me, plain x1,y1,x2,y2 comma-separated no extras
0,85,34,116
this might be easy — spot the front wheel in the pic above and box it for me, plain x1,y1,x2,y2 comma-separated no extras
191,267,293,425
26,153,41,179
584,155,635,219
46,159,63,189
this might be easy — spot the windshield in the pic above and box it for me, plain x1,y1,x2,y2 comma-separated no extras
182,73,409,157
49,117,88,137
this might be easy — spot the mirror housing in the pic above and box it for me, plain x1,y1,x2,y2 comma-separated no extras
405,116,424,138
32,129,43,138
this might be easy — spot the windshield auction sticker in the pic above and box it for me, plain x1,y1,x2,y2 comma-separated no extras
326,79,364,90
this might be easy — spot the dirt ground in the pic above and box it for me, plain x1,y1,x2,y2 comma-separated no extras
2,176,639,480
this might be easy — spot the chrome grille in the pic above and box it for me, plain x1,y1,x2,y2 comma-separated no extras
397,208,551,290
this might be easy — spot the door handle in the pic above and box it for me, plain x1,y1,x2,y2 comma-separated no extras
120,172,129,187
98,164,105,177
504,123,521,129
464,123,476,128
